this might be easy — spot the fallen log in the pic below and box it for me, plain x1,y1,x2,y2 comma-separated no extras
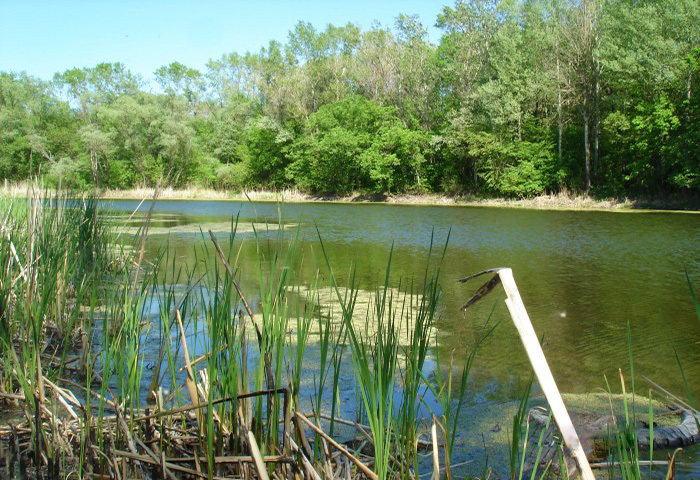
525,406,699,475
637,411,699,450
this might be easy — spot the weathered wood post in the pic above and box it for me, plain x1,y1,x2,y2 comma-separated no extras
460,268,595,480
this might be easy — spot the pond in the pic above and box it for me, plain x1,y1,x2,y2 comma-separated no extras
107,198,700,476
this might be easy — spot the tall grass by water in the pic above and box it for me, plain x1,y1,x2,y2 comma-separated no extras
0,186,697,480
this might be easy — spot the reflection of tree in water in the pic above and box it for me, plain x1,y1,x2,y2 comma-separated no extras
112,202,700,399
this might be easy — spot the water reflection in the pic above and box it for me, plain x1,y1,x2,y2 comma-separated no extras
105,199,700,475
106,199,700,393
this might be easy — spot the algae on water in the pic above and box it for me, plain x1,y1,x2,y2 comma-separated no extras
116,221,293,236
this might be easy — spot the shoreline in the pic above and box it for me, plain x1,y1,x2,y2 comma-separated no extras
3,184,699,213
97,187,700,213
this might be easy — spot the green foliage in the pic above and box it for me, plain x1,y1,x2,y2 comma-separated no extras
287,125,359,193
245,116,292,187
206,95,257,165
494,142,563,197
44,156,89,189
667,93,700,190
443,127,562,197
628,96,680,189
0,1,699,199
104,159,138,189
287,95,428,193
154,61,204,107
214,161,250,190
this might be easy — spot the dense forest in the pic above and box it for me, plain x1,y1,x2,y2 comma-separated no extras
1,0,698,198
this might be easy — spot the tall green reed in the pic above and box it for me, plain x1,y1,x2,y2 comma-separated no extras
318,233,395,480
420,313,498,479
0,187,117,478
509,376,534,480
395,230,444,477
251,223,302,451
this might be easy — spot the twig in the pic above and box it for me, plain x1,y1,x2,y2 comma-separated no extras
589,460,670,469
112,449,230,480
642,376,700,416
288,434,322,480
296,412,378,480
175,309,202,427
132,388,287,422
135,437,178,480
419,461,474,478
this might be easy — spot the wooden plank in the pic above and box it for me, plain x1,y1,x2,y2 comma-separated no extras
497,268,595,480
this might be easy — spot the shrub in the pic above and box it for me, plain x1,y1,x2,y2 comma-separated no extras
214,161,249,191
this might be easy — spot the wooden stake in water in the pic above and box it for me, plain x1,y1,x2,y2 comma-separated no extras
460,268,595,480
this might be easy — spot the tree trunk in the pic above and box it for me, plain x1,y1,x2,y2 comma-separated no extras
558,99,563,163
582,66,591,190
583,105,591,191
689,69,693,100
556,45,563,163
593,73,600,181
90,150,99,188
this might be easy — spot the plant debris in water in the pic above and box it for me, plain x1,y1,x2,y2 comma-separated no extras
0,188,697,480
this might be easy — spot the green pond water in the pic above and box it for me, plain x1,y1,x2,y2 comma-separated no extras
106,199,700,477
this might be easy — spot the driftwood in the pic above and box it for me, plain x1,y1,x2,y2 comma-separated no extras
635,411,698,450
525,406,699,475
529,406,699,452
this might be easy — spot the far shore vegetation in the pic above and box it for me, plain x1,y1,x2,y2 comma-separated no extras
4,181,700,212
99,187,700,211
1,1,699,208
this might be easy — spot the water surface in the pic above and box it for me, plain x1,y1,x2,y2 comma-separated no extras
107,199,700,475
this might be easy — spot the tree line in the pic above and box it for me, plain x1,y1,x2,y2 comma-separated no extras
1,0,698,198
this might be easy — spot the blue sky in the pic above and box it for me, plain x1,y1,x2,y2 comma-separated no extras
0,1,447,81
